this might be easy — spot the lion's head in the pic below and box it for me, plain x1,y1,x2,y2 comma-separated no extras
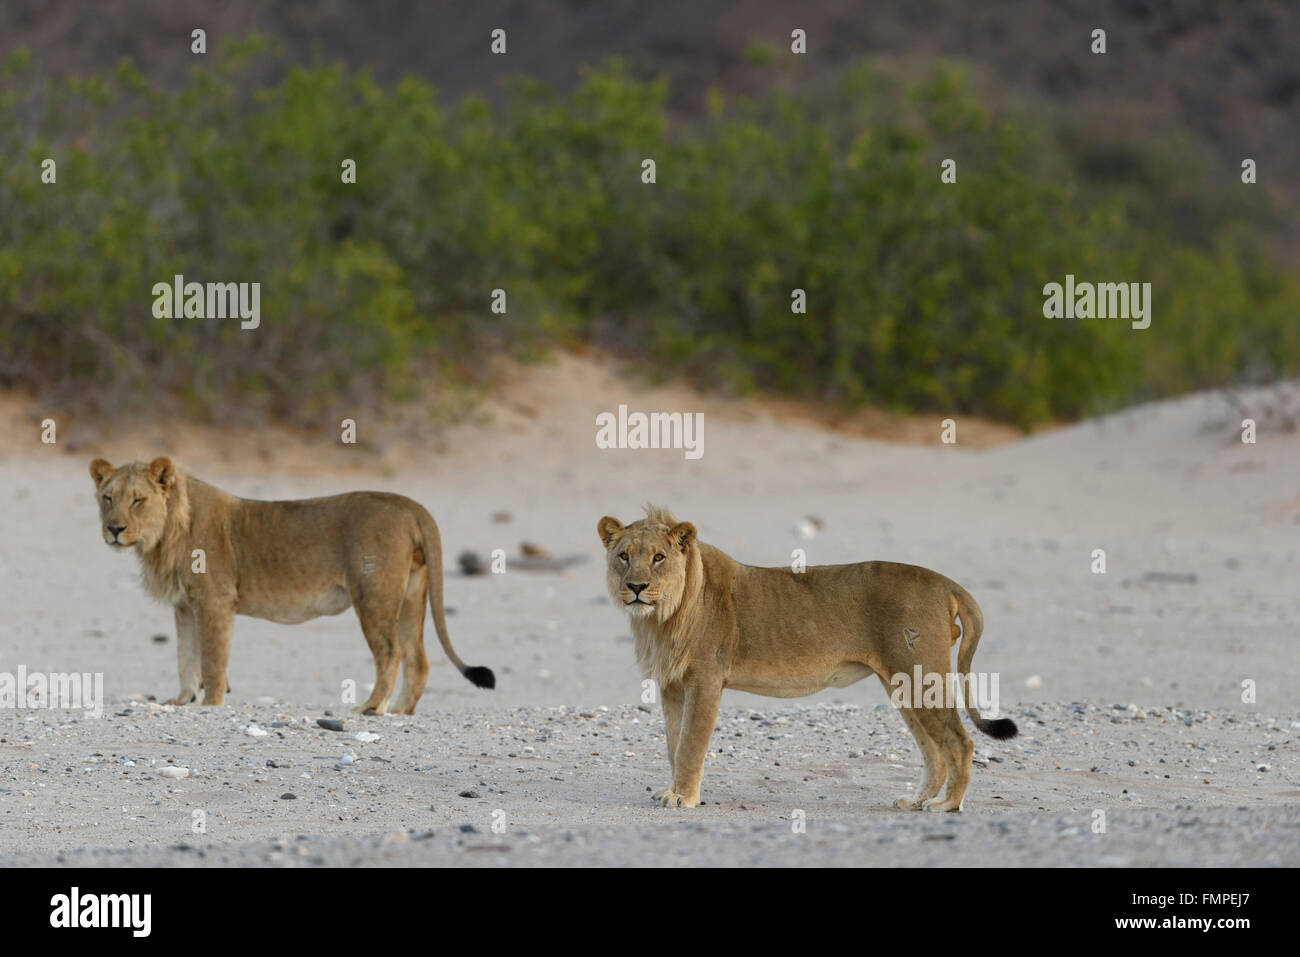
89,457,176,551
597,506,697,622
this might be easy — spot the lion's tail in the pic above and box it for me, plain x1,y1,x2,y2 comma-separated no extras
950,582,1016,740
415,509,495,690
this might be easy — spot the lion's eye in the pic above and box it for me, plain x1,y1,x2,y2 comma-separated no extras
653,554,665,563
132,498,144,507
618,553,628,562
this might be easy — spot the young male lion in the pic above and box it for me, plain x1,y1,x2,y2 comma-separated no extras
598,505,1016,811
89,457,493,713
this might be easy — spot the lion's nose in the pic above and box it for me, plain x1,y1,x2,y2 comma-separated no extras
628,582,648,595
107,525,126,537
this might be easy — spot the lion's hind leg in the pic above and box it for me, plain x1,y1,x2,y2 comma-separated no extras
877,675,947,810
913,705,973,812
351,571,405,716
896,708,949,809
389,569,430,715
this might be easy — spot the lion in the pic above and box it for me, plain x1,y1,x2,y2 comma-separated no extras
597,506,1016,811
89,457,493,713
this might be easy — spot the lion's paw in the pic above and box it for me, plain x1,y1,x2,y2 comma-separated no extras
921,797,963,812
895,796,924,811
164,691,197,706
654,788,699,809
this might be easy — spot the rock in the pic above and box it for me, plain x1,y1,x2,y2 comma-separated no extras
244,724,268,737
458,550,486,576
1142,571,1198,585
317,719,345,732
796,516,823,540
157,766,188,779
458,787,480,799
354,731,381,743
280,793,297,800
151,633,169,644
511,553,588,572
520,541,550,557
460,824,480,834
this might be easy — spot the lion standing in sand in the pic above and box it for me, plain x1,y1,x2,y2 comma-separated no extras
89,457,493,713
598,505,1016,811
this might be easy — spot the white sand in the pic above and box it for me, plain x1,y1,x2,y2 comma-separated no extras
1,357,1297,866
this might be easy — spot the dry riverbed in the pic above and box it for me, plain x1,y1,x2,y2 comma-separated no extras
2,359,1298,866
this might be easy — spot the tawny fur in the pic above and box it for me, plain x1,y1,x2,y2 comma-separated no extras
89,457,492,713
598,505,1016,811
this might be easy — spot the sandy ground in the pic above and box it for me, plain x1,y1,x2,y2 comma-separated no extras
1,356,1298,866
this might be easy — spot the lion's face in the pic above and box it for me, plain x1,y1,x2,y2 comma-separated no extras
89,457,175,551
597,513,697,621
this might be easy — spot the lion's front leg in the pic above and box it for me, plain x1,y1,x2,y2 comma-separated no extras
197,604,235,706
656,680,722,808
163,604,202,706
652,682,685,803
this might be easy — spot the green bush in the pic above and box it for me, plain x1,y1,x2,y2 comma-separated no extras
1,41,1295,427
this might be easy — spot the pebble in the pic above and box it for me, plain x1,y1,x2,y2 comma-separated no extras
458,551,486,576
157,766,188,779
317,719,345,732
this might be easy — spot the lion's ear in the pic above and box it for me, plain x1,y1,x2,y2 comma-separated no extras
147,456,176,490
669,522,697,552
597,516,624,547
89,458,115,486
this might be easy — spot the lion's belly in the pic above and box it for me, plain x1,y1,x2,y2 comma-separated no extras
727,661,875,698
239,586,353,625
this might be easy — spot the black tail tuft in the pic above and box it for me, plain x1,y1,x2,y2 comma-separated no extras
979,717,1019,740
463,666,495,690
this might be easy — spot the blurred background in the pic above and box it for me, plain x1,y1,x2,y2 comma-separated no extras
1,0,1297,434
